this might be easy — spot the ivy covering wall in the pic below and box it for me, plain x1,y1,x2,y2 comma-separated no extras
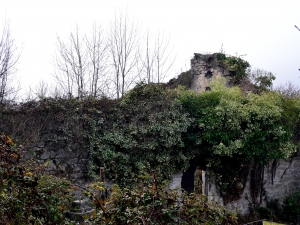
1,59,300,201
86,83,193,186
180,78,300,202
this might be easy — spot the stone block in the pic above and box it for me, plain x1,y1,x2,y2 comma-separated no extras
69,158,79,165
73,164,88,173
78,151,89,159
168,171,183,190
57,163,69,172
48,141,66,150
40,133,55,142
56,148,76,159
46,161,57,171
50,151,56,158
80,159,89,164
72,173,84,179
40,151,51,160
37,142,45,148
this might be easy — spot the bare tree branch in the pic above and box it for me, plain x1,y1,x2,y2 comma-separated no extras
86,24,110,98
53,14,176,99
108,12,140,98
139,30,175,84
0,21,21,104
275,81,300,98
53,26,109,99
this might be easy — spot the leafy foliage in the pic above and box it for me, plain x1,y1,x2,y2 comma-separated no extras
217,53,250,78
1,75,300,207
247,191,300,224
83,181,237,225
247,68,276,91
179,78,298,200
282,190,300,221
0,85,192,187
181,78,296,161
0,134,74,224
87,83,192,187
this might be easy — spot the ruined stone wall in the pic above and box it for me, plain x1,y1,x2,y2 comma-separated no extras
31,133,89,184
11,52,300,214
190,53,300,214
205,157,300,215
190,53,232,92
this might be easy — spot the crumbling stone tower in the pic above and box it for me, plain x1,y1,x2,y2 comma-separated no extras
190,53,232,93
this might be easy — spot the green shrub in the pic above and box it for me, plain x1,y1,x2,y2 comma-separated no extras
179,78,297,201
87,83,192,187
283,190,300,221
217,53,250,78
83,181,238,225
0,134,74,224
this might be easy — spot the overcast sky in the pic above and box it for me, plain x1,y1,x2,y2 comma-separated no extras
1,0,300,97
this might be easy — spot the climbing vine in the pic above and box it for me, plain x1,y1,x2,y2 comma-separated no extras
0,70,299,205
179,78,298,201
86,83,192,187
217,53,250,78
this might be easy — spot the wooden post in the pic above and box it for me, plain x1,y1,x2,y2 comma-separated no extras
202,170,206,195
100,167,105,182
152,170,158,196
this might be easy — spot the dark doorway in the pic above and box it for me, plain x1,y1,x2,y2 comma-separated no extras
181,160,197,193
181,156,207,193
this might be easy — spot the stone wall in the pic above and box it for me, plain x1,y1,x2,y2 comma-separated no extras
190,53,232,93
15,52,300,215
31,133,89,183
190,52,300,214
205,157,300,215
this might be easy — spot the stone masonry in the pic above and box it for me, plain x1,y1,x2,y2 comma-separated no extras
190,53,300,215
24,52,300,215
32,133,89,183
191,53,232,93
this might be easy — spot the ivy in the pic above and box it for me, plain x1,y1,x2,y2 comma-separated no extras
1,77,299,205
179,78,298,199
86,83,192,187
217,53,250,78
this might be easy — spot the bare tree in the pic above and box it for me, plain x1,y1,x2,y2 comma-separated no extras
108,12,140,99
275,82,300,98
139,30,175,84
54,27,87,99
34,80,49,99
138,29,155,84
86,24,109,98
54,14,176,99
153,32,175,83
0,22,20,104
54,25,110,99
296,25,300,72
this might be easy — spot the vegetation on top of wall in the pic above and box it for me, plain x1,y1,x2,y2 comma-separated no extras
217,53,250,78
181,78,296,161
0,86,191,187
179,77,299,202
247,68,276,92
0,56,300,206
87,83,193,187
166,70,193,90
